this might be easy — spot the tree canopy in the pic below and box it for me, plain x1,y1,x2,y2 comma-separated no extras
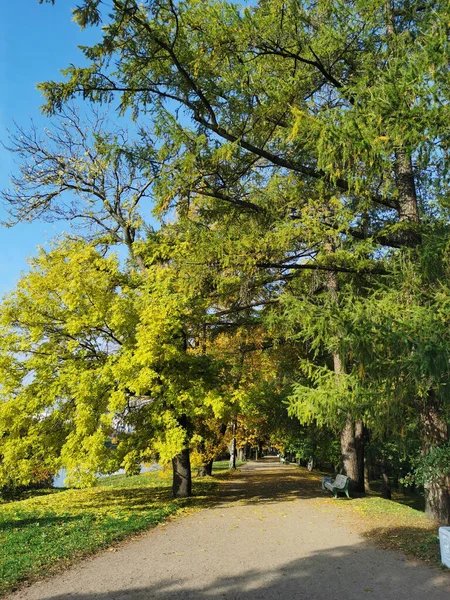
2,0,450,522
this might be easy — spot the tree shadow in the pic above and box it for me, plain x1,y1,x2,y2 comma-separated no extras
70,487,176,513
35,542,450,600
42,462,339,518
0,515,83,532
211,462,350,506
362,525,441,566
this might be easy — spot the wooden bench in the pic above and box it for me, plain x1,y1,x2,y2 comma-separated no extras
322,474,351,498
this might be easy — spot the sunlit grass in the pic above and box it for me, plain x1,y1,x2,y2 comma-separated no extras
307,471,441,567
282,464,441,566
0,469,217,595
333,492,440,565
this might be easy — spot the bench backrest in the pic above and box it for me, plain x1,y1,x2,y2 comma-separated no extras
333,474,349,489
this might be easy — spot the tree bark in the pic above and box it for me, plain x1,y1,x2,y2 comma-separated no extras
385,2,420,245
197,458,213,477
172,448,192,498
229,419,237,469
355,420,365,492
381,471,392,500
364,460,371,493
340,418,364,493
334,351,365,493
172,414,192,498
421,400,450,523
197,464,208,477
327,250,365,494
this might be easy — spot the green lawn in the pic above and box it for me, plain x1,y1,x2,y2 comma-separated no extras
304,469,441,566
337,493,441,566
0,469,217,595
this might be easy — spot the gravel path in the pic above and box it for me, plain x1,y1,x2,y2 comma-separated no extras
8,459,450,600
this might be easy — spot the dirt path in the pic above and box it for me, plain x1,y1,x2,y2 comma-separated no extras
9,459,450,600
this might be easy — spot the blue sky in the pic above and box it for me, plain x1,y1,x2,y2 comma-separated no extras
0,1,101,297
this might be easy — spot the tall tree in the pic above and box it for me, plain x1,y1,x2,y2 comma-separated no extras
13,0,450,517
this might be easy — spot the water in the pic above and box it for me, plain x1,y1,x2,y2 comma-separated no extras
53,463,162,488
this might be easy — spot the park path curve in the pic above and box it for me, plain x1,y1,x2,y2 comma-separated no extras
8,459,450,600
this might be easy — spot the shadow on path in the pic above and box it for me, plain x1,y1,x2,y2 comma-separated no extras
213,458,337,506
36,542,450,600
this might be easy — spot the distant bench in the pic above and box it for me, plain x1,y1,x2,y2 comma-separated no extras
322,474,351,499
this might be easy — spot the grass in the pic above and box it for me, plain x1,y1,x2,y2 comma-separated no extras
0,468,218,596
4,459,441,595
304,469,442,567
334,492,441,566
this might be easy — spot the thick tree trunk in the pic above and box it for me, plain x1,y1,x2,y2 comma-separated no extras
197,458,214,477
340,417,365,493
334,351,365,493
421,400,450,523
424,480,450,524
172,448,192,498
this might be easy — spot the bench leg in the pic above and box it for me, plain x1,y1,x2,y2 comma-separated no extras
345,489,350,499
333,491,338,499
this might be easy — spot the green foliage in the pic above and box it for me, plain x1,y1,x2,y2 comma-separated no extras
5,0,450,516
0,237,229,489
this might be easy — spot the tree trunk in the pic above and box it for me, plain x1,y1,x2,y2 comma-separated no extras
385,3,421,246
424,479,450,524
421,400,450,523
172,414,192,498
172,448,192,498
198,458,214,477
355,420,365,492
229,419,237,469
340,417,365,493
327,258,365,495
364,460,371,493
197,464,207,477
381,471,392,500
244,443,251,460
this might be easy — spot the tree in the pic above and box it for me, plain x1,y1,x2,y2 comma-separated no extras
35,0,450,492
8,0,450,518
0,238,229,497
